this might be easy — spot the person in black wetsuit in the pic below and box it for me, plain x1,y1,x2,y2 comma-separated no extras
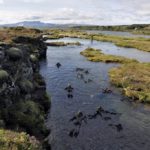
65,83,74,98
56,62,61,68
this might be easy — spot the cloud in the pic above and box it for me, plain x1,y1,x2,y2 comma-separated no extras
0,0,150,25
0,0,3,3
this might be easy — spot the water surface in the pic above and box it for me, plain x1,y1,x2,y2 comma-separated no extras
40,38,150,150
47,38,150,62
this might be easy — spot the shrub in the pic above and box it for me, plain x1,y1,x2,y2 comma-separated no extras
0,129,41,150
7,100,48,137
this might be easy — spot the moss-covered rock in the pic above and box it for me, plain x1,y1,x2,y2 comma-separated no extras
30,54,38,62
19,79,34,94
6,47,23,61
0,70,9,83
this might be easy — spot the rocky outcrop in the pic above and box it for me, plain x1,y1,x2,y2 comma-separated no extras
13,36,47,59
0,35,50,149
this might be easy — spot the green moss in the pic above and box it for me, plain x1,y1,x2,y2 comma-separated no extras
109,63,150,103
0,129,41,150
34,73,46,86
6,47,23,61
80,48,138,63
0,70,9,81
41,92,51,112
30,54,38,62
19,79,34,94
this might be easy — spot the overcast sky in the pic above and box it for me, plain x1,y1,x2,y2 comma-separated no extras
0,0,149,25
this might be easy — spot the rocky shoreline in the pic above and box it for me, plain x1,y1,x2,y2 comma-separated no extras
0,28,51,149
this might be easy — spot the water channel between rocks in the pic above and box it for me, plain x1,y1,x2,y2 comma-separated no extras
40,37,150,150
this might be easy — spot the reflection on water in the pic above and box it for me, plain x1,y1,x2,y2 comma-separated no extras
40,38,150,150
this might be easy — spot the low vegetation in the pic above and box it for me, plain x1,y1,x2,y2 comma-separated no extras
109,63,150,103
0,27,42,44
0,129,41,150
80,48,138,63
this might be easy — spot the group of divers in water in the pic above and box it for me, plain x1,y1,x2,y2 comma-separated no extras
55,62,123,138
56,62,112,99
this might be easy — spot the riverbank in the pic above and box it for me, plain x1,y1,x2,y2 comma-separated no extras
109,63,150,103
0,27,51,149
80,48,138,63
80,47,150,102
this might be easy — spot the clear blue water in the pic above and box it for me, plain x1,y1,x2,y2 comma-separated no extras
40,38,150,150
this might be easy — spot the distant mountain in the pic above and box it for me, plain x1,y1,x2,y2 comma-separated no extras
0,21,82,28
0,21,58,28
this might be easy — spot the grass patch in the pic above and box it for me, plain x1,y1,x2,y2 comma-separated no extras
109,63,150,103
0,27,42,44
80,48,138,63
